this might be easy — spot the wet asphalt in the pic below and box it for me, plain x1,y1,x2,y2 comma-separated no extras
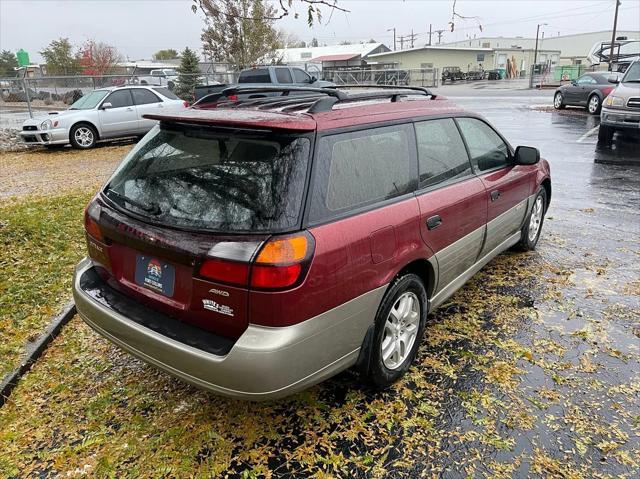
430,86,640,477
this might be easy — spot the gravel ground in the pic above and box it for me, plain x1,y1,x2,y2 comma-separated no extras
0,143,133,199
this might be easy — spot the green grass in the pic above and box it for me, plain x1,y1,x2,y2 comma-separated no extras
0,190,93,377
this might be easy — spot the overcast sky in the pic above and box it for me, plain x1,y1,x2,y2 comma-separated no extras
1,0,639,62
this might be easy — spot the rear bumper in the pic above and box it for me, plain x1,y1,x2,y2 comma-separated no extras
600,108,640,130
73,258,384,400
19,127,68,145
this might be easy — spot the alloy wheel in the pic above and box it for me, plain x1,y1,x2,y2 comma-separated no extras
588,96,600,114
74,127,94,148
554,93,563,109
528,195,544,243
381,292,420,370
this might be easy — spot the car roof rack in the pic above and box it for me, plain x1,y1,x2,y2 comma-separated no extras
193,85,438,114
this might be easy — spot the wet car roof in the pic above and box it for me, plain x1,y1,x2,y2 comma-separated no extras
143,95,465,132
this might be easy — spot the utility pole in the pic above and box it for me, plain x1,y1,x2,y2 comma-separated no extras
435,29,445,44
387,27,397,51
408,29,417,48
399,35,405,50
533,23,547,66
428,24,433,46
609,0,621,71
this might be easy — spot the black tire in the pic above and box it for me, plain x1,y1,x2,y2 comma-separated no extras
587,94,601,115
516,187,547,251
362,274,428,389
598,124,614,144
69,123,97,149
553,92,566,110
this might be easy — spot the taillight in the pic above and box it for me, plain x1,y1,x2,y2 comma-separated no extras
602,87,614,97
227,94,238,101
200,258,249,285
183,100,190,107
84,199,103,241
197,232,315,290
250,232,314,289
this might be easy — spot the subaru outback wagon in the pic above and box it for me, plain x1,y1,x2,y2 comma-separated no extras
73,86,551,400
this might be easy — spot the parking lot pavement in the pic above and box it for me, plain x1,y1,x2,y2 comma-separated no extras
0,95,638,478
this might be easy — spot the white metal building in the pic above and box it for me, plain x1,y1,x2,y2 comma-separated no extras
442,30,640,65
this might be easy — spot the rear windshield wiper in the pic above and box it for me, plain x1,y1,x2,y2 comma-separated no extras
104,188,162,215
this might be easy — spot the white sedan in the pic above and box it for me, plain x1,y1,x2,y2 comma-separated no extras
20,86,187,149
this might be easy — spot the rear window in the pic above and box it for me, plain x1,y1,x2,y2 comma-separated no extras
153,87,179,99
239,68,271,83
104,126,310,233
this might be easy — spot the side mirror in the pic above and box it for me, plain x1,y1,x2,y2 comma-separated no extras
101,102,113,109
308,76,317,83
571,80,577,86
608,75,620,84
515,146,540,165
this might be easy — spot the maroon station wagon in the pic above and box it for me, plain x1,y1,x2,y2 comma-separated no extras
73,86,551,400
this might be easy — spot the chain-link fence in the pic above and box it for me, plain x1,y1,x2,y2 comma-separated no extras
0,72,238,128
326,68,439,88
528,64,608,88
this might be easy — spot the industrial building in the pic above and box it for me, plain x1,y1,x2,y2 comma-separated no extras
442,30,640,65
366,45,560,78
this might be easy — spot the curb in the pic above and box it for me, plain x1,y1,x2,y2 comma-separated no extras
0,301,76,407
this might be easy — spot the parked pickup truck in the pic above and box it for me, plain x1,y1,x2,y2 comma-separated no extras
194,65,334,101
137,69,179,90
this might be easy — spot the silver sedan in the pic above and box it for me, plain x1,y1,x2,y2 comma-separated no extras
20,86,187,149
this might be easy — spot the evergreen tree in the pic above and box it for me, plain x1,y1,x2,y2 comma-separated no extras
175,47,201,102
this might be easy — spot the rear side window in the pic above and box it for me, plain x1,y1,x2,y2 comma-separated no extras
415,118,471,188
293,68,310,83
132,89,161,105
456,118,510,171
104,89,133,108
153,87,179,99
105,127,310,233
309,124,416,222
275,68,293,84
239,68,271,83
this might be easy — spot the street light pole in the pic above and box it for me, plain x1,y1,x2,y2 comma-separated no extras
609,0,621,71
387,28,397,51
533,23,547,66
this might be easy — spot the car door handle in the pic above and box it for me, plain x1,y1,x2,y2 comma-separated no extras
426,215,442,230
126,107,133,111
490,190,501,202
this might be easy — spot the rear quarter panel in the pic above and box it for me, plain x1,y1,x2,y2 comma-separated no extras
248,196,432,327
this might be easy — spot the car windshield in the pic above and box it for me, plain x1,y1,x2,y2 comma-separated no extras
69,90,109,110
104,125,311,233
622,62,640,82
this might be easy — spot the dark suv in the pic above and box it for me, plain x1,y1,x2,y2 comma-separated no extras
73,85,551,400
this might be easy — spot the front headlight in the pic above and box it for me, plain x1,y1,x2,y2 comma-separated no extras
604,96,624,108
40,119,52,130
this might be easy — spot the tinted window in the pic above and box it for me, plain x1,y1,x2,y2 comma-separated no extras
238,68,271,83
456,118,510,171
415,118,471,188
106,127,310,233
309,125,415,221
104,90,133,108
577,75,596,85
153,87,179,100
132,89,161,105
275,68,293,84
293,68,311,83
